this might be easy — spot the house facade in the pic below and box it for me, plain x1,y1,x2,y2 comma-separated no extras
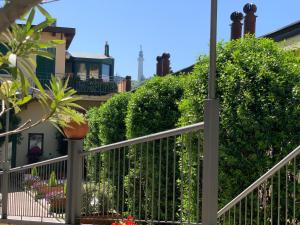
0,24,130,167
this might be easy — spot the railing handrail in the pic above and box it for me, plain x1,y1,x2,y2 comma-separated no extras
7,155,68,173
82,122,204,156
217,144,300,217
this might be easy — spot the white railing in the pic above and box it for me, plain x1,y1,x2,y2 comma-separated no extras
217,145,300,225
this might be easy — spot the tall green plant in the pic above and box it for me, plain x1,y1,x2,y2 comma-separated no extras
84,93,131,212
48,171,58,187
125,76,184,220
31,167,38,177
178,36,300,220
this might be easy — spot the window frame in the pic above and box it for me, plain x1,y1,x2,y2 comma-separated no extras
27,133,44,154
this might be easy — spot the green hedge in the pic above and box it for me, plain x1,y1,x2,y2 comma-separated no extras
178,36,300,220
125,75,184,220
85,92,131,210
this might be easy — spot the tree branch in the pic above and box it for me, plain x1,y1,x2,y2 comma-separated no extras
0,114,50,138
0,0,42,33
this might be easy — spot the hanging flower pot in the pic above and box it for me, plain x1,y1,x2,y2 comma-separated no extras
63,120,89,140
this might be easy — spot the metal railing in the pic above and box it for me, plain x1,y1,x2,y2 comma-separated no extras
217,145,300,225
1,156,68,223
67,77,118,96
81,122,204,224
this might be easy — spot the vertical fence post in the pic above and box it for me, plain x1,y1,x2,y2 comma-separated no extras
202,0,219,224
66,139,83,224
1,110,10,219
202,100,219,225
1,163,9,219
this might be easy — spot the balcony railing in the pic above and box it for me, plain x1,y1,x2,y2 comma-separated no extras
67,78,118,96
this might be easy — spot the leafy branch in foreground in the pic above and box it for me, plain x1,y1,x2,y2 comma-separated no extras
0,3,84,138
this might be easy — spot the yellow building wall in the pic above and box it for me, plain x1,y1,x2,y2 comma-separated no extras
16,101,60,166
16,98,109,166
40,32,66,79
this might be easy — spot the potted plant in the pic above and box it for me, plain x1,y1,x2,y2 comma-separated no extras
46,191,66,213
27,146,43,163
60,112,89,140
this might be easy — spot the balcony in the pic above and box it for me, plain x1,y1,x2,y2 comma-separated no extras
37,74,119,96
67,77,118,96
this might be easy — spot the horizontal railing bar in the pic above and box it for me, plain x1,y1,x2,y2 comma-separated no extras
0,219,67,225
80,217,202,225
135,219,202,225
8,155,68,173
218,144,300,217
82,122,204,156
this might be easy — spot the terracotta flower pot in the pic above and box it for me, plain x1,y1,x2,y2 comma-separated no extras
63,121,89,140
80,213,121,225
49,197,66,213
38,185,64,195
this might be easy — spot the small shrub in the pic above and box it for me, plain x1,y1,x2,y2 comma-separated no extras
48,171,58,187
31,167,38,177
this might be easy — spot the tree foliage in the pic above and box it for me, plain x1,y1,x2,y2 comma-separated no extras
126,76,183,138
99,92,131,145
84,93,131,205
125,76,184,219
178,36,300,215
84,107,102,150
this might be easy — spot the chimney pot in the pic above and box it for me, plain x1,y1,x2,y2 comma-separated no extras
104,41,110,57
243,3,257,14
125,76,131,91
162,53,171,76
156,56,163,76
230,11,243,40
243,3,257,36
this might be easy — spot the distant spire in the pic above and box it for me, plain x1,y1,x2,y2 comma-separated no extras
104,41,110,57
138,45,145,82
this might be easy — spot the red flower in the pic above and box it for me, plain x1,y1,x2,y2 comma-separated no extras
127,216,134,221
112,215,136,225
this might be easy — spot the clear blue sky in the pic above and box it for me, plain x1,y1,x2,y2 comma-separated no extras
40,0,300,80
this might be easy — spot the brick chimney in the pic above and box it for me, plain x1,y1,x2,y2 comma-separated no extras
230,11,243,40
162,53,171,75
243,3,257,36
125,76,131,91
104,41,110,57
156,56,163,76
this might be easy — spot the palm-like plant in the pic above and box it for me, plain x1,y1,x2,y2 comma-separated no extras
0,4,85,138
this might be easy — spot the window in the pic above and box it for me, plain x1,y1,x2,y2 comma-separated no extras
28,133,44,155
90,64,99,79
101,64,110,82
77,63,87,80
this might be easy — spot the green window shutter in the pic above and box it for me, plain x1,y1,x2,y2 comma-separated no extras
0,43,8,55
36,48,56,87
0,43,8,74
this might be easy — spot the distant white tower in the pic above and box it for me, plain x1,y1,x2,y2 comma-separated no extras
137,45,145,82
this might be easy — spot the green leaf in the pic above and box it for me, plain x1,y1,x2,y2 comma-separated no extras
50,40,65,45
37,5,52,20
32,18,55,33
26,8,36,31
16,96,32,106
